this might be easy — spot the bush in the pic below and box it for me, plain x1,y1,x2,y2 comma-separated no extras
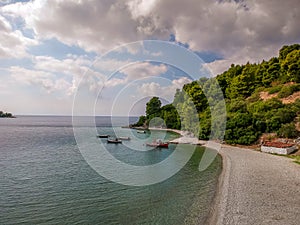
225,126,259,145
277,123,299,138
268,85,283,94
277,84,300,98
248,98,283,116
228,99,247,113
247,91,260,103
266,116,282,132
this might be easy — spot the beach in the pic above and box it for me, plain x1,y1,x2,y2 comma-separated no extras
149,127,207,145
150,128,300,224
208,145,300,225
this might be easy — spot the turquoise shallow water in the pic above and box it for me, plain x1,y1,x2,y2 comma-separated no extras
0,116,221,225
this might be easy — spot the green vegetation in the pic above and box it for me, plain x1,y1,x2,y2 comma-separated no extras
286,155,300,165
277,84,300,98
267,85,283,94
135,44,300,145
0,111,13,118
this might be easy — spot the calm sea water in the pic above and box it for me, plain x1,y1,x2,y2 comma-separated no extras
0,116,221,225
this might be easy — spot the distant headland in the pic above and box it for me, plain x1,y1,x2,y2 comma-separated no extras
0,111,15,118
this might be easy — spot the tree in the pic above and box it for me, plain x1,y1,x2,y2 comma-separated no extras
161,104,181,129
134,115,146,127
173,89,184,107
146,97,161,118
226,64,256,99
182,81,208,112
282,50,300,83
279,44,300,61
262,62,280,86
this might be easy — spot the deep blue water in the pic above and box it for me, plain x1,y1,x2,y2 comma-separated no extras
0,116,221,225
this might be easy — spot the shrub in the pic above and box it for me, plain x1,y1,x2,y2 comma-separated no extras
277,123,299,138
268,85,282,94
277,84,300,98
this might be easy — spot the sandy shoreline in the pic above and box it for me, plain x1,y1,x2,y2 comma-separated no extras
148,127,207,145
149,128,300,224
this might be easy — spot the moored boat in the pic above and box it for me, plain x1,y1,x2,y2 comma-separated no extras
137,130,146,134
118,136,131,140
97,135,110,138
107,138,122,144
146,139,169,148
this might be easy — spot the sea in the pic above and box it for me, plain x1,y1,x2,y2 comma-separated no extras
0,116,222,225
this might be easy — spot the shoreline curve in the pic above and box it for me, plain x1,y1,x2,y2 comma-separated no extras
148,128,300,224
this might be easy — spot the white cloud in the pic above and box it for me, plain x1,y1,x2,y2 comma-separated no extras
34,55,108,95
8,54,107,96
93,58,131,73
0,15,37,58
9,66,57,92
34,55,91,77
171,76,192,87
101,62,168,87
127,0,158,19
121,62,167,80
104,78,127,87
137,77,192,100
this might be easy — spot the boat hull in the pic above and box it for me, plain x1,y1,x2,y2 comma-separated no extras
146,143,169,148
107,140,122,144
97,135,110,138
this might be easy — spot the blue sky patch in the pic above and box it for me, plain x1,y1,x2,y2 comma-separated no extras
28,38,96,60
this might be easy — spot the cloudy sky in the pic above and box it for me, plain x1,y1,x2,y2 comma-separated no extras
0,0,300,115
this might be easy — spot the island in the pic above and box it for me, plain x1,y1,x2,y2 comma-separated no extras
0,111,14,118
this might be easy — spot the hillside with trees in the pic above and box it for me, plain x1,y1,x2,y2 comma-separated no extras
134,44,300,145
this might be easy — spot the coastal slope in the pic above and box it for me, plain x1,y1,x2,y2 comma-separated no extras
211,145,300,225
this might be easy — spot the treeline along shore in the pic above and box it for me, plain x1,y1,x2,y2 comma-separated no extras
133,44,300,145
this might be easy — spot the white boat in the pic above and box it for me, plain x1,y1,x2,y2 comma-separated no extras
137,130,146,134
118,136,131,140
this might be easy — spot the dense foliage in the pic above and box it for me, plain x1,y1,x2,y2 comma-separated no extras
136,44,300,144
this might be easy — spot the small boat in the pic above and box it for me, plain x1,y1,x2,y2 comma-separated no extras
137,130,146,134
107,138,122,144
97,135,110,138
146,143,169,148
158,143,169,148
146,139,169,148
118,136,131,140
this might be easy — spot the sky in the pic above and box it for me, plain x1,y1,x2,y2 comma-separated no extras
0,0,300,115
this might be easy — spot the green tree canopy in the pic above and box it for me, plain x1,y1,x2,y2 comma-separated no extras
134,44,300,145
146,97,161,117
